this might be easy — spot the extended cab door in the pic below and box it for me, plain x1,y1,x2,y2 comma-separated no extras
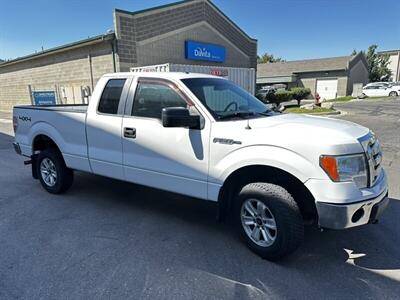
122,77,210,199
86,76,131,180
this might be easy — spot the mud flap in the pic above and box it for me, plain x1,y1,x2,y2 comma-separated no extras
31,154,38,179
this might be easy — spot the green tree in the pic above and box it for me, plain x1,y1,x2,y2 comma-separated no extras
353,45,392,82
257,52,285,63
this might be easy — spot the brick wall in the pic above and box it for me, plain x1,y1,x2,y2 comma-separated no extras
0,42,114,112
136,22,250,68
115,0,257,71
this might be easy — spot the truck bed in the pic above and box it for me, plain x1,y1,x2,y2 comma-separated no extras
13,104,90,172
14,104,88,113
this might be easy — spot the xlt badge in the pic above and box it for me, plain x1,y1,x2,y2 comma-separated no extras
213,138,242,145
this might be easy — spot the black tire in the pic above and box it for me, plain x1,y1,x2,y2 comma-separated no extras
389,91,398,97
234,183,304,260
36,148,73,194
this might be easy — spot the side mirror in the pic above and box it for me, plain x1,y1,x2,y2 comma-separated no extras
162,107,200,129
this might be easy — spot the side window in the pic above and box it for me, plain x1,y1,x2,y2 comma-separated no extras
132,82,187,119
98,79,126,114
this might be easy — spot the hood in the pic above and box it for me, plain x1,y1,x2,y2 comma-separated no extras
213,113,370,156
249,113,369,142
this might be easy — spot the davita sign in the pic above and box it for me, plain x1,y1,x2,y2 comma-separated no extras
185,40,225,63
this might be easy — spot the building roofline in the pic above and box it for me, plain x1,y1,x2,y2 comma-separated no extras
0,32,115,68
378,49,400,55
115,0,194,16
115,0,257,42
258,55,354,66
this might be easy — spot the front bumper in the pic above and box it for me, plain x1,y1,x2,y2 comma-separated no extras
316,189,389,229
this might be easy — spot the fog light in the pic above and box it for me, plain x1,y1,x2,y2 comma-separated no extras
351,207,365,223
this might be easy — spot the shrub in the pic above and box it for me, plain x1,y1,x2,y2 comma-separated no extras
290,88,311,105
275,90,294,102
265,90,293,104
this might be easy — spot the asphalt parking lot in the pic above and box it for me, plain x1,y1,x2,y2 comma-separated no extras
0,99,399,299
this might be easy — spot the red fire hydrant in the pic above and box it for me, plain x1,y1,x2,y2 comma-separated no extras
315,92,321,106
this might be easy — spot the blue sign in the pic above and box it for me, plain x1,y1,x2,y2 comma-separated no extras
185,40,225,63
32,91,56,105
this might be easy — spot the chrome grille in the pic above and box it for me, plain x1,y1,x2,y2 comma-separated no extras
360,132,382,187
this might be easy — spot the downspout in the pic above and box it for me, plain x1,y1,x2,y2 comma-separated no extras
111,37,117,73
88,52,94,91
396,51,400,81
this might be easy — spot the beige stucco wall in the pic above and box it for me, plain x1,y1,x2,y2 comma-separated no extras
387,52,400,81
0,42,114,112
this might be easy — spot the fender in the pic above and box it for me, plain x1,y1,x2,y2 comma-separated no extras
207,145,326,201
28,121,92,172
29,121,67,155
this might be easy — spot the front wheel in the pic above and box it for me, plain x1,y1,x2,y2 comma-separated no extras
389,91,398,97
37,148,73,194
235,183,304,260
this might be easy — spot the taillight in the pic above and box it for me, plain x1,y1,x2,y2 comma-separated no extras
13,116,18,133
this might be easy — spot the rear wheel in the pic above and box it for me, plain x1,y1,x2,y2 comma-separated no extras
389,91,398,97
234,183,304,260
36,149,73,194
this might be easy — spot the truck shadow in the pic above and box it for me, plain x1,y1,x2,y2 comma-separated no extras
69,171,400,296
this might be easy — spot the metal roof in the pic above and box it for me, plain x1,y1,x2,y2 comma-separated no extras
0,33,115,68
378,49,400,55
257,55,359,78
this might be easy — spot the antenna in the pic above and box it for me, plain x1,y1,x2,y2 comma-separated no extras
245,119,251,130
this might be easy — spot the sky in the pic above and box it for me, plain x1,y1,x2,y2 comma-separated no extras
0,0,399,61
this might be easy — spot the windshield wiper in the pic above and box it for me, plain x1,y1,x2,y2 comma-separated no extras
217,111,256,120
256,110,274,116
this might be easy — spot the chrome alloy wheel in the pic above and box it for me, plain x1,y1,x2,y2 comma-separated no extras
241,198,277,247
40,158,57,187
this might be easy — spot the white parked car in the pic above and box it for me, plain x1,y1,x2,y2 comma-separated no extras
13,72,389,259
364,82,391,88
361,84,400,97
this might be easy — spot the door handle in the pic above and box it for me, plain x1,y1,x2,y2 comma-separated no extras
124,127,136,138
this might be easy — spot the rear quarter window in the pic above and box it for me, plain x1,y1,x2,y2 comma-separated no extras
98,79,126,114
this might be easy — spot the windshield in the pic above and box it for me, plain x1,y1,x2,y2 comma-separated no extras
181,78,272,120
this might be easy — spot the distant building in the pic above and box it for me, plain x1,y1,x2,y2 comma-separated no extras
0,0,257,112
378,49,400,82
257,53,369,100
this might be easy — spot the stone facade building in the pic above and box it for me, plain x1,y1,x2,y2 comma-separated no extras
0,0,257,112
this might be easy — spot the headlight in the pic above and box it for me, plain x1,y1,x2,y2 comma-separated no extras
320,154,368,188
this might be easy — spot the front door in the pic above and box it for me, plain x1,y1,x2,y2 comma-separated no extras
122,78,210,199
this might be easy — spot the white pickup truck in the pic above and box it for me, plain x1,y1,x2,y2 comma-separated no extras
13,72,389,259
